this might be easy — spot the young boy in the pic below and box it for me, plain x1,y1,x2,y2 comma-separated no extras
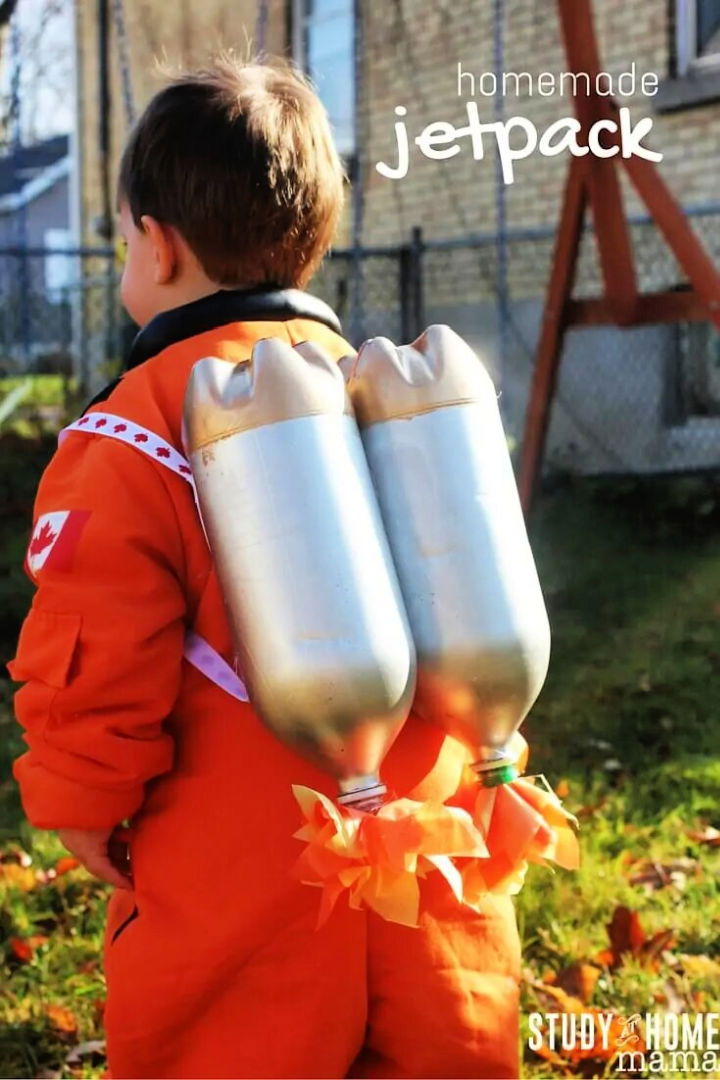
10,58,522,1079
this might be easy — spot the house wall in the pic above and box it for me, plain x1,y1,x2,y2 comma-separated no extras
74,0,287,247
353,0,720,473
0,174,73,370
358,0,720,246
0,176,70,249
72,0,720,473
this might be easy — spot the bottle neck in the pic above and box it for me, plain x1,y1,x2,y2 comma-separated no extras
472,748,519,788
337,777,387,814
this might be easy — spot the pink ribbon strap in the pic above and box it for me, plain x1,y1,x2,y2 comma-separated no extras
61,411,248,704
183,630,249,702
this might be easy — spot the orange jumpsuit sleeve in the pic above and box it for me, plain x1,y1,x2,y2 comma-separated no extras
9,430,189,831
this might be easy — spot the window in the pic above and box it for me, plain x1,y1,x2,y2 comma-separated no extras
292,0,355,160
676,0,720,76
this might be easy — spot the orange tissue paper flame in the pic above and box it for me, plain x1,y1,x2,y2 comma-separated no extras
291,785,488,928
458,733,580,907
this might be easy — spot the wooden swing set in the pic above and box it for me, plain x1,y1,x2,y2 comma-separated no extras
518,0,720,510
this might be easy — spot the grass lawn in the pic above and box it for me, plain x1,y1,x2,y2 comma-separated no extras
1,471,719,1079
0,376,74,441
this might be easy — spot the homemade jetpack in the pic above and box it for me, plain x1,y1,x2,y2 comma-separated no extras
183,328,578,928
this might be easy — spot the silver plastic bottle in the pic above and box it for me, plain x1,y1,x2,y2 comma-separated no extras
183,338,416,808
343,324,551,780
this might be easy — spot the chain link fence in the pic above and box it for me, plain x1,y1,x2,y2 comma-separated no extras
316,208,720,478
1,214,719,477
0,247,124,390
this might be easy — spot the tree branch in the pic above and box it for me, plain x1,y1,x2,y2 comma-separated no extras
0,0,20,29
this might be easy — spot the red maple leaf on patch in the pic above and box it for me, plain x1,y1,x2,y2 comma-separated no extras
156,447,171,459
113,423,127,433
29,522,58,558
179,465,192,475
134,434,148,443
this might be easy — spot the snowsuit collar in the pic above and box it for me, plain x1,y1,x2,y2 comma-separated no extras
127,287,344,370
83,287,345,414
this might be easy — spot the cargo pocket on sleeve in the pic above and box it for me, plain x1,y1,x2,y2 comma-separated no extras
7,609,82,689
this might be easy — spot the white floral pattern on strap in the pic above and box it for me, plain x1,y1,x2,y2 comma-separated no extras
60,412,196,489
60,410,249,704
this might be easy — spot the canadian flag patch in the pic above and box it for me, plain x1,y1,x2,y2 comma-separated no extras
26,511,91,577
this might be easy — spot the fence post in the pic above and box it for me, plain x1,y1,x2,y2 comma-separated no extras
400,226,425,342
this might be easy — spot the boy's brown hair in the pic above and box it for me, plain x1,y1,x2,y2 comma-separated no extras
118,55,346,290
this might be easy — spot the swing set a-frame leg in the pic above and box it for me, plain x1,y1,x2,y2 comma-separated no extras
518,155,589,511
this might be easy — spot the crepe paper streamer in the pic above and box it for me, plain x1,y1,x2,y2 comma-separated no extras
457,733,580,906
292,785,489,928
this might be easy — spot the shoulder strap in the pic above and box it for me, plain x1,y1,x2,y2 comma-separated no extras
60,414,248,704
61,412,194,486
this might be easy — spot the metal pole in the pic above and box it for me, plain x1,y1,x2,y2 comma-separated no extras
97,0,114,394
98,0,112,241
493,0,509,382
255,0,269,53
9,9,31,369
349,0,364,346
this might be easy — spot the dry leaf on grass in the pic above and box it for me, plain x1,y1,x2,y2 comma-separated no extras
675,953,720,979
54,856,80,876
686,824,720,847
575,795,610,821
0,863,37,891
547,961,602,1004
625,857,699,892
595,905,676,971
8,935,49,962
45,1004,79,1039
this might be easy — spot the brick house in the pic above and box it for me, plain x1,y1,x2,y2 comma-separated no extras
72,0,720,472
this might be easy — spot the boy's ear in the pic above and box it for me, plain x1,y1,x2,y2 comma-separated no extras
140,214,178,285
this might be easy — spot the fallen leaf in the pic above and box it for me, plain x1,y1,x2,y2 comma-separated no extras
677,954,720,979
627,857,699,892
555,779,570,799
526,978,586,1013
0,863,37,891
532,1041,573,1073
687,824,720,847
607,905,646,958
45,1004,79,1038
596,905,676,971
9,937,33,962
640,928,677,967
575,795,609,821
54,856,80,876
552,961,602,1004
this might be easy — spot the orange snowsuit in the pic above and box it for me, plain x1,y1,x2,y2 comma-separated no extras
10,289,522,1080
